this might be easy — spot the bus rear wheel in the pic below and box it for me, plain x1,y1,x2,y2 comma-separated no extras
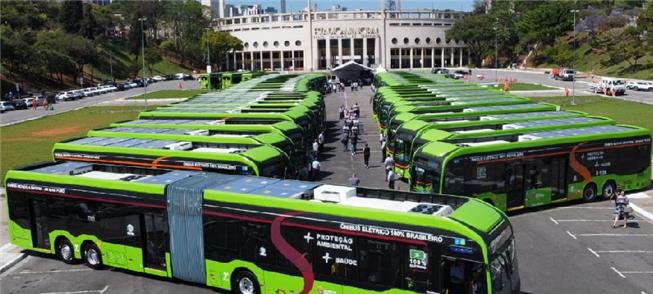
232,271,260,294
82,243,103,270
56,238,75,264
583,184,597,202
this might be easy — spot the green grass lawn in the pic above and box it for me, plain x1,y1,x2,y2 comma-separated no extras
529,95,653,135
489,83,555,91
128,89,207,100
0,106,143,179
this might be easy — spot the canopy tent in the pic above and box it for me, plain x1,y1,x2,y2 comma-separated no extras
329,61,373,82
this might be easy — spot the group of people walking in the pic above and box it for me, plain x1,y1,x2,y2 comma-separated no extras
339,103,363,156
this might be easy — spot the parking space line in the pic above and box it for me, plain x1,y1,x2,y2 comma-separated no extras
587,247,600,258
595,250,653,254
554,219,638,222
566,230,577,239
577,233,653,237
611,267,626,278
621,271,653,274
549,217,559,224
17,268,92,275
40,285,109,294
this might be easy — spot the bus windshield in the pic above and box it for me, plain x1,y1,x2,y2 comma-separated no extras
490,227,519,294
395,131,415,165
411,154,442,193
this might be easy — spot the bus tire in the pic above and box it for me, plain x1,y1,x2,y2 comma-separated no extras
602,181,617,199
82,243,103,270
582,183,597,202
232,270,260,294
56,238,75,264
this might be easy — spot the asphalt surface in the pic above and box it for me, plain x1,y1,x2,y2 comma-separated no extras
0,80,199,127
1,84,652,294
468,68,653,105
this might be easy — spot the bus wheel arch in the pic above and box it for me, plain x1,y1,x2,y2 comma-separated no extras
81,241,103,269
582,183,598,202
231,268,260,294
55,237,76,264
602,180,617,199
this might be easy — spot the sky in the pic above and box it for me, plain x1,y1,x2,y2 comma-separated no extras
226,0,476,12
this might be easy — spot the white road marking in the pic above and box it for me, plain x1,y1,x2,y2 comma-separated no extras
555,219,636,222
611,267,626,278
626,192,650,199
595,250,653,254
18,268,92,275
549,217,559,224
587,247,600,258
620,271,653,274
577,233,653,237
40,285,109,294
566,230,577,240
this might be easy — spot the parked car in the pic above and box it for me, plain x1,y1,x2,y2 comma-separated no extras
431,67,448,74
152,75,165,82
0,101,16,113
451,70,467,79
11,99,27,110
626,81,653,91
56,91,75,101
175,73,193,80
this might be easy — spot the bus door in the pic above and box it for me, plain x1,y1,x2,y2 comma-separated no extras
550,157,568,201
439,256,487,294
29,199,49,249
505,162,525,210
141,213,168,271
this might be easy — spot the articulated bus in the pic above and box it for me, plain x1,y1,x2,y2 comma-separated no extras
410,125,651,211
112,119,307,158
5,161,519,294
383,98,532,129
384,104,561,157
138,109,317,141
52,137,289,178
393,115,615,179
389,111,588,175
86,126,302,169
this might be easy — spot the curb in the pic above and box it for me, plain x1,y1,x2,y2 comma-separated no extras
0,245,27,274
630,202,653,223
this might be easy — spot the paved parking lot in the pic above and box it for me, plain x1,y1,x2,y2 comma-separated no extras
514,197,653,294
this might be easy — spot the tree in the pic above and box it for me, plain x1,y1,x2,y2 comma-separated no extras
59,0,83,34
79,4,102,39
201,31,243,71
516,2,574,48
143,47,163,76
164,0,210,66
446,14,494,67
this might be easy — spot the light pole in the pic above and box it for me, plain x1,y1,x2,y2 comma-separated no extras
138,17,148,110
493,18,498,84
205,28,211,73
570,9,579,106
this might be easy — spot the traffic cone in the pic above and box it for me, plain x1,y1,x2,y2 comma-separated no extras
503,81,509,92
177,82,182,89
612,88,616,97
564,87,569,97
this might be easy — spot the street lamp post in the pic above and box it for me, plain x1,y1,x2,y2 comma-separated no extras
205,28,211,73
570,9,579,106
494,18,498,84
138,17,148,110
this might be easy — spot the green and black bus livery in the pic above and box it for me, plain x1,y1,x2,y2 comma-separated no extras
393,114,612,179
52,137,288,178
410,125,651,211
6,161,520,293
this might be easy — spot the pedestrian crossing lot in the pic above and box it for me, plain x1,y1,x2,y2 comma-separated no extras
512,200,653,294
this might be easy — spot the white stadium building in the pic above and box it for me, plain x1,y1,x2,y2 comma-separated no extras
215,9,469,72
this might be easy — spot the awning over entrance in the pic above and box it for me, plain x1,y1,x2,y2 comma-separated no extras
330,60,373,82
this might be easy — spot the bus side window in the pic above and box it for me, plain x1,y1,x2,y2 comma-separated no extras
203,216,242,262
357,239,401,286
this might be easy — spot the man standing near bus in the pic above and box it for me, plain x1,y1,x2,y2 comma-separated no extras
387,169,397,190
311,158,321,180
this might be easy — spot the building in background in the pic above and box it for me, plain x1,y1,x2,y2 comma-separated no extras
280,0,286,13
216,9,468,72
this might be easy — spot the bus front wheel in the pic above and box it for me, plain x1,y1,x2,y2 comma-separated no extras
82,243,103,270
232,271,260,294
583,184,597,202
56,238,75,264
602,181,617,199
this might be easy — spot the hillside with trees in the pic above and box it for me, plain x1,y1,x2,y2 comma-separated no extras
0,0,242,95
447,0,653,79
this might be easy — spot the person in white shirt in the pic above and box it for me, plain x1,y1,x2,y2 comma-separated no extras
311,159,321,180
318,132,325,152
387,169,397,189
384,156,394,179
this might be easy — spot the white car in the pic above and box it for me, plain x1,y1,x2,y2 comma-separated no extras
101,85,118,92
56,91,78,101
589,78,627,95
626,81,653,91
152,75,165,82
0,101,16,113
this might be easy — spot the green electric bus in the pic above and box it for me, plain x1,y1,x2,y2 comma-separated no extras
393,115,615,180
86,126,302,170
410,124,652,211
384,103,561,157
52,137,289,178
5,161,519,293
112,119,307,158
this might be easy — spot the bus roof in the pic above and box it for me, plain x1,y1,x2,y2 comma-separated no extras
7,161,506,236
